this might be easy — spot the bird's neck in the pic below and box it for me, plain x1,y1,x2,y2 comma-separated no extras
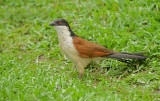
54,26,72,42
54,26,76,41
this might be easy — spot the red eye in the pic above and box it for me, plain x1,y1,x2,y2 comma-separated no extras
59,22,61,24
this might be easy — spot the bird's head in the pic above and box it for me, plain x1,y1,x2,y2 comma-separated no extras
49,19,69,27
49,19,76,37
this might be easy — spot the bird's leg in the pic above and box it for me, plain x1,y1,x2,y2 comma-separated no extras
77,63,84,79
78,73,84,79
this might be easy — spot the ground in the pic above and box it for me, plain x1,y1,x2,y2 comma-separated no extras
0,0,160,100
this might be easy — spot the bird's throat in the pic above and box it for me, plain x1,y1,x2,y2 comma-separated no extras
54,26,72,42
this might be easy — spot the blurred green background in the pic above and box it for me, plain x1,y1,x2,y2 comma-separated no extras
0,0,160,100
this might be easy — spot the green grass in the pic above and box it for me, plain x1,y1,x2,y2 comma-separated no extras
0,0,160,100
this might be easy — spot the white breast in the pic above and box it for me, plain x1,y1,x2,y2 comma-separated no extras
54,26,80,62
54,26,91,67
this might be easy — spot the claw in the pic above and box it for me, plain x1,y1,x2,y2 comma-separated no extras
79,73,83,79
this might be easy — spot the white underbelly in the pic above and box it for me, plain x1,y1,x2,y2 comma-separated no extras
59,39,79,62
59,40,91,67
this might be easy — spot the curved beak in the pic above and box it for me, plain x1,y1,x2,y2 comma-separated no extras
49,21,56,26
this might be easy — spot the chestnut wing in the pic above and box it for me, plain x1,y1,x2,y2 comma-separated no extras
73,36,114,58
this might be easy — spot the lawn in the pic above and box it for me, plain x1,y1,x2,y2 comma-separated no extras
0,0,160,100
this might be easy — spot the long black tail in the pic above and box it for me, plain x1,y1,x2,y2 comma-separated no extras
106,52,148,60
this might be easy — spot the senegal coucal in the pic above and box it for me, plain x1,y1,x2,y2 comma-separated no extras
49,19,148,78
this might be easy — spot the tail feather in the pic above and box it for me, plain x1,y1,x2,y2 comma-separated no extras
106,52,148,60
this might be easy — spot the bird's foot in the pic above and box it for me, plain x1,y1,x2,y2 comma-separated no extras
78,73,84,79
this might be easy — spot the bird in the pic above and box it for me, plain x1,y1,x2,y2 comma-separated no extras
49,19,148,78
